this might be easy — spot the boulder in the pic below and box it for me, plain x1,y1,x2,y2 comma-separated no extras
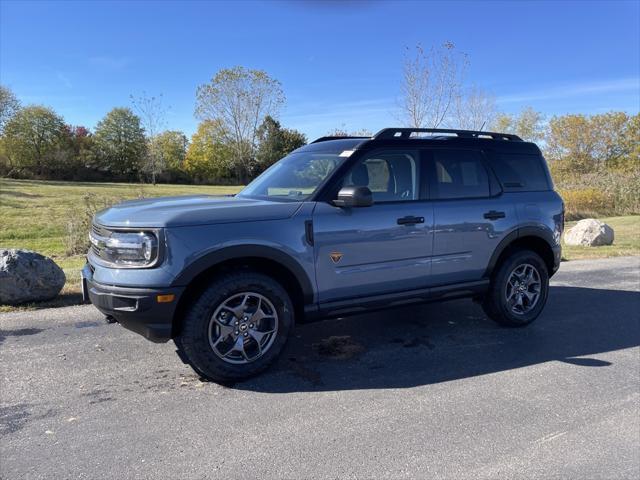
564,219,614,247
0,249,66,304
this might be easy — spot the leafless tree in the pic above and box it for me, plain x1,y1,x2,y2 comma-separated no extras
195,67,285,182
453,85,497,131
399,42,468,129
327,125,373,137
130,92,168,184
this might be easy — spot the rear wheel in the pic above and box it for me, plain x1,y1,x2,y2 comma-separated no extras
482,249,549,327
175,271,294,383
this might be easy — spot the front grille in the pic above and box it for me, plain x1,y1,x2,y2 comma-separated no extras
92,224,111,237
89,224,112,260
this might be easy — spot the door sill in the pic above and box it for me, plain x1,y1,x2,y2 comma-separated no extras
304,280,489,320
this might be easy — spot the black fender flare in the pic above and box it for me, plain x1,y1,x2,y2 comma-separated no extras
171,245,315,304
484,226,555,278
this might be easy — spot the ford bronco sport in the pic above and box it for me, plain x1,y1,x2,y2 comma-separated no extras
83,128,564,382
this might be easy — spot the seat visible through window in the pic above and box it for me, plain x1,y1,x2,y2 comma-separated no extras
346,151,419,202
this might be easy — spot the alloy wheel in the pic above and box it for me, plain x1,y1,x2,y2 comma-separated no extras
207,292,279,364
504,263,542,315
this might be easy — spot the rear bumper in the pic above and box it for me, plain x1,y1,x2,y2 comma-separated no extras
82,264,183,343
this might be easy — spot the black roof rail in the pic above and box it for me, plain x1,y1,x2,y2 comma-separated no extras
311,135,371,144
373,128,522,141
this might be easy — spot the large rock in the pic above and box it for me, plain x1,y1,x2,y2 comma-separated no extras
564,219,614,247
0,249,66,304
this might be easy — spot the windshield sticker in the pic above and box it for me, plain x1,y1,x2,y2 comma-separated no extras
339,150,355,157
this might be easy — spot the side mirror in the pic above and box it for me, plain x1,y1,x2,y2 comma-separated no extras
333,186,373,208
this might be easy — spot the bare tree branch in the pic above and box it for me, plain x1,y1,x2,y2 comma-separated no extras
130,92,168,184
399,42,468,129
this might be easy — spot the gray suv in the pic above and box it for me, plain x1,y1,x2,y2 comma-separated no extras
83,128,564,382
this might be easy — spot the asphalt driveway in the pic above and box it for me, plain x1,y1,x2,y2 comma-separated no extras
1,256,639,479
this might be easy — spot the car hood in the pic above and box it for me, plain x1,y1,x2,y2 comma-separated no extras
94,195,303,228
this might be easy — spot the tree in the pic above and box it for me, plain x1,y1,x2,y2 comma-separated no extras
0,85,21,134
183,120,233,181
1,105,68,174
93,108,147,177
65,125,95,173
546,112,639,174
399,42,468,128
195,66,285,182
152,130,188,176
255,116,307,172
453,85,497,130
492,107,545,142
590,112,638,171
130,92,168,184
326,126,373,137
545,114,598,173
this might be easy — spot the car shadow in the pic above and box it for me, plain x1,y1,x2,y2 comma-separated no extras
234,286,640,393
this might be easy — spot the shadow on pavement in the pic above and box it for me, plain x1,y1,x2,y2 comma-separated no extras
235,286,640,393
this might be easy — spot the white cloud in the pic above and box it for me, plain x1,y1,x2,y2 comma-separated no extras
497,78,640,104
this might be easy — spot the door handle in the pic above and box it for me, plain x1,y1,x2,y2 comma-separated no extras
483,210,506,220
397,216,425,225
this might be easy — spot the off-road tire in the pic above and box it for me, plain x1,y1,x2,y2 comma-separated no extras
175,271,294,383
482,249,549,327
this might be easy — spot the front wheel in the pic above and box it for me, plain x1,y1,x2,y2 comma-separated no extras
482,249,549,327
175,271,294,383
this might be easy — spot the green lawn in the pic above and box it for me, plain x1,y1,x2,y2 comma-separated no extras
1,178,638,311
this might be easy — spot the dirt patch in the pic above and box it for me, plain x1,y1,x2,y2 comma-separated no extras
313,335,365,360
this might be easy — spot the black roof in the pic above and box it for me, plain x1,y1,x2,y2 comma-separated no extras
300,128,541,155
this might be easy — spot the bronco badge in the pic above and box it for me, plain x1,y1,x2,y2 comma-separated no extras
329,252,343,264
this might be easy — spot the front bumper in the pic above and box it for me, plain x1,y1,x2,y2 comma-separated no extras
82,264,184,343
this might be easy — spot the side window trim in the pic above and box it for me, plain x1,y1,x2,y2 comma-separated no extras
478,149,504,197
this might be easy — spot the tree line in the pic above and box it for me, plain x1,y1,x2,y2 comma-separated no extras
0,68,307,184
0,44,638,187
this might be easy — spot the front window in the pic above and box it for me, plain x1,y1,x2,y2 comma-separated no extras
340,150,420,202
238,151,344,201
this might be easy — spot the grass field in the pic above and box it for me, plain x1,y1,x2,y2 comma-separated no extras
0,179,242,310
1,178,638,310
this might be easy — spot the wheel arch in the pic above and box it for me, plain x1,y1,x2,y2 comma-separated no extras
171,245,314,337
485,227,557,279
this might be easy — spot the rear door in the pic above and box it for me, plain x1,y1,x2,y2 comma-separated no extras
426,148,518,285
313,149,434,302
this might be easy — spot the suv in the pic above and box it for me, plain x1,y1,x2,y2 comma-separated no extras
83,128,564,382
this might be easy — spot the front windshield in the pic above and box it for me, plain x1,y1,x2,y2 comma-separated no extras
238,151,344,201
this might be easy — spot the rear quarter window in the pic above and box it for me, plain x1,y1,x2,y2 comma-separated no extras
490,153,551,192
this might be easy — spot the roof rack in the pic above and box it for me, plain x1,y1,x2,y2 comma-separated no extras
373,128,522,141
311,135,371,144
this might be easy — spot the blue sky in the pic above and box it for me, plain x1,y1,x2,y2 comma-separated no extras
1,0,638,140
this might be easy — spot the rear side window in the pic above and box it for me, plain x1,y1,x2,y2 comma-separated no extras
491,153,550,191
431,150,490,199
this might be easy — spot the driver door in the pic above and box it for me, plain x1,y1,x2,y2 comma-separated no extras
312,150,434,303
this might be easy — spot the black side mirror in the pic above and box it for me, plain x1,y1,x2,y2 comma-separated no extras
333,186,373,208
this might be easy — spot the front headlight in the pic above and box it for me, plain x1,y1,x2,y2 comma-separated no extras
89,227,160,267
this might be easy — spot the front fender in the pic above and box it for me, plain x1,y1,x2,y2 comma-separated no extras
171,244,315,304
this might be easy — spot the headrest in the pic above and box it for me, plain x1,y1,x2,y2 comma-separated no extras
351,163,369,186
